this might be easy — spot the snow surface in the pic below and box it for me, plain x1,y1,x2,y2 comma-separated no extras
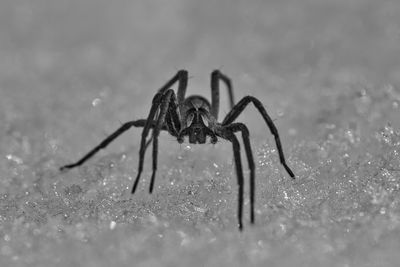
1,0,400,266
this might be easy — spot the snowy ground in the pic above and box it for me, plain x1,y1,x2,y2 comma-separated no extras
1,0,400,266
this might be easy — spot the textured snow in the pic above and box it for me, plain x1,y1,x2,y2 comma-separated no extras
1,0,400,266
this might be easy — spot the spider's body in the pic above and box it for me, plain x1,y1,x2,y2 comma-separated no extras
60,70,295,230
178,95,216,144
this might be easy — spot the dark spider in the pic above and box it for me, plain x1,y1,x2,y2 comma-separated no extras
60,70,295,230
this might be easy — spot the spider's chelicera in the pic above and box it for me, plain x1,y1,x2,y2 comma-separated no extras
60,70,295,230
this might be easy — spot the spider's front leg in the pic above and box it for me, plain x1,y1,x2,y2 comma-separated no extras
132,89,179,194
222,96,295,179
224,123,256,225
216,122,255,230
221,130,245,230
148,90,180,193
132,70,188,191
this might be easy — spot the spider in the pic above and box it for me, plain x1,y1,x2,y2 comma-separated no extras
60,70,295,230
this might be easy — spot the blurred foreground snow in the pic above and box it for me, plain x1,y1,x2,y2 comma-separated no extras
1,0,400,266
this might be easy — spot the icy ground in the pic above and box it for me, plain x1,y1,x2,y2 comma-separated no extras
1,0,400,266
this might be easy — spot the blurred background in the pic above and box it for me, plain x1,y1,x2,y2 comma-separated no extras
2,0,400,141
1,0,400,266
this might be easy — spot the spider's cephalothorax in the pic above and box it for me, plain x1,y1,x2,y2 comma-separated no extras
60,70,295,230
178,95,217,144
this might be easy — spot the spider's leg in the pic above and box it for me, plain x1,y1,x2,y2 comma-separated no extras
149,89,176,193
144,134,153,149
232,134,244,230
133,69,187,194
165,114,178,137
219,130,244,230
132,92,164,193
131,71,188,193
156,70,188,112
222,96,295,179
210,70,235,120
226,123,255,224
164,93,181,137
59,119,164,171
